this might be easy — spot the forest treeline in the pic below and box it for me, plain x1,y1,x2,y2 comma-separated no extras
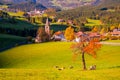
56,0,120,27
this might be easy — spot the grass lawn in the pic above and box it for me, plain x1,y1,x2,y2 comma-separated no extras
0,18,67,32
104,40,120,43
0,19,38,30
85,18,102,27
8,12,24,17
0,42,120,79
0,34,27,50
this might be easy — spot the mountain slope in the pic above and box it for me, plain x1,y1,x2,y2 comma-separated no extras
9,2,47,11
51,0,96,9
56,0,120,27
0,0,102,10
1,0,119,10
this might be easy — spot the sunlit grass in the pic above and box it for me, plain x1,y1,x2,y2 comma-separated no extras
104,40,120,43
0,69,120,80
0,42,119,79
85,18,102,27
8,11,24,17
0,42,119,69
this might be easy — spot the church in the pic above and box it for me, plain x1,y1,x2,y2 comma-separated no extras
35,18,50,43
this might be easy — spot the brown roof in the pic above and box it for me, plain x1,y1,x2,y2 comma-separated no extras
110,31,120,35
89,33,100,37
75,31,84,37
54,31,63,35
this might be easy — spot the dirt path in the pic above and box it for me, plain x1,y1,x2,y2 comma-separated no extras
100,42,120,46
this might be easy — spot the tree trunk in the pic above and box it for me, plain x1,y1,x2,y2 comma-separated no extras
82,51,87,70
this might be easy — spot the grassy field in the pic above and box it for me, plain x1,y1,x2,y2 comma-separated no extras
8,11,25,17
0,42,120,80
104,40,120,43
0,34,27,50
85,18,102,27
0,19,38,30
0,18,68,32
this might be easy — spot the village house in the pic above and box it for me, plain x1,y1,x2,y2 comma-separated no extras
27,9,44,16
57,19,65,23
75,31,84,42
51,31,65,41
88,32,101,39
74,31,101,42
67,20,73,25
110,29,120,37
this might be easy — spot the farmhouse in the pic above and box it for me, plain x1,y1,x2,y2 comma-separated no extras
89,32,101,38
110,29,120,36
75,31,101,42
51,31,65,41
27,9,44,16
57,19,65,23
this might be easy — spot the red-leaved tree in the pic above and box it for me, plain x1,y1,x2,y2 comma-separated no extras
71,36,101,70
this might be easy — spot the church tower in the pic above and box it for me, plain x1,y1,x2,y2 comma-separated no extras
35,18,50,43
45,18,50,36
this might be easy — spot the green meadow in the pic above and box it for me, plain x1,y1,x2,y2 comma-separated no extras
0,34,26,50
104,40,120,43
8,12,24,17
0,19,38,30
0,42,120,80
85,18,102,27
0,18,67,31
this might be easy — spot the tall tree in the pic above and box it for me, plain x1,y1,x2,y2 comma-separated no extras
35,27,49,43
110,25,115,31
118,24,120,29
71,36,101,70
64,26,75,41
92,26,98,32
100,27,108,34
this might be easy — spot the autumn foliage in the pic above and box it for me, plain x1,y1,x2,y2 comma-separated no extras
71,37,101,70
36,27,49,42
71,38,101,57
83,38,101,58
64,26,75,41
92,26,98,32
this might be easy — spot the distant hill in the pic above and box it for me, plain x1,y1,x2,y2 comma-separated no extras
0,0,102,10
51,0,100,10
56,0,120,28
1,0,120,11
98,0,120,7
9,2,47,11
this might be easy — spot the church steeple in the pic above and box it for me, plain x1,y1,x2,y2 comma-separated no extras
35,18,50,43
45,18,50,36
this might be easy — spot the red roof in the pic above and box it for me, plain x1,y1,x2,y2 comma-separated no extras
89,33,100,37
54,31,63,36
110,32,120,35
76,31,84,37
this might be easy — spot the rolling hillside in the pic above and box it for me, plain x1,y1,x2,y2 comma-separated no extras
51,0,96,10
0,42,120,69
0,42,120,79
0,34,27,52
